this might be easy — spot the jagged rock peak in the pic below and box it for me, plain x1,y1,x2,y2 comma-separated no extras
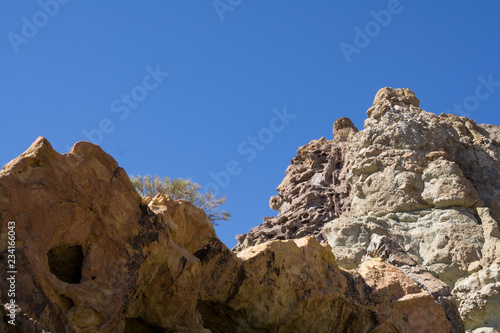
333,117,358,143
325,88,500,332
333,117,357,132
368,87,420,119
373,87,420,107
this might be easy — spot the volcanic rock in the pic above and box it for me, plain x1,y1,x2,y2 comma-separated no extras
325,87,500,332
236,87,499,332
233,117,356,252
0,135,459,332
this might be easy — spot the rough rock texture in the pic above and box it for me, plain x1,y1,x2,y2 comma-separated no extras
358,258,453,333
0,137,459,332
325,88,500,332
0,137,236,332
234,117,357,251
236,87,499,332
362,234,464,333
225,237,453,333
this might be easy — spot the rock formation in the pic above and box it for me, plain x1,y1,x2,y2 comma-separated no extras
234,117,356,251
236,87,500,332
0,136,461,332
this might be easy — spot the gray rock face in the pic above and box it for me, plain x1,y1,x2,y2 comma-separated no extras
327,88,500,333
233,118,356,252
237,87,500,332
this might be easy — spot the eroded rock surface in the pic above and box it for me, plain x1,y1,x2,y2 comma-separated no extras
0,136,459,332
234,117,357,251
327,87,499,332
236,87,499,332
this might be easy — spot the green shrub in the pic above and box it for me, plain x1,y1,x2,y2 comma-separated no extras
130,175,230,225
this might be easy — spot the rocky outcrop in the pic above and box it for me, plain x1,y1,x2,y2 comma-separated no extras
325,87,500,332
236,87,499,332
234,118,357,251
0,137,459,332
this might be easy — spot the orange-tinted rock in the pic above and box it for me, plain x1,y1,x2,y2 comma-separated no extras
359,259,452,333
0,136,463,332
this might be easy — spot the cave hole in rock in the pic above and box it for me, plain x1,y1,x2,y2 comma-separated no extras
124,318,164,333
47,245,83,284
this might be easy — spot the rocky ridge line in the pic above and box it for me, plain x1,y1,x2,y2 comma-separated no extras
0,136,458,332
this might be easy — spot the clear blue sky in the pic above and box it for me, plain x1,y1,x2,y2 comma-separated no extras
1,1,499,248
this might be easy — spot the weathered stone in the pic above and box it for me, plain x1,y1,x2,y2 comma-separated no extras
359,258,453,333
234,126,354,251
236,87,499,331
0,138,143,332
333,117,358,143
0,136,460,332
208,237,452,332
324,87,500,332
0,138,227,332
362,234,464,333
452,208,500,332
367,87,419,119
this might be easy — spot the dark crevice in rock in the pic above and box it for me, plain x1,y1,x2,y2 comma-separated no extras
194,245,212,263
226,265,247,303
197,301,267,333
124,317,164,333
47,245,83,284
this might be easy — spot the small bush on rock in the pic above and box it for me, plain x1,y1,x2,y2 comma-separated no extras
130,175,230,225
